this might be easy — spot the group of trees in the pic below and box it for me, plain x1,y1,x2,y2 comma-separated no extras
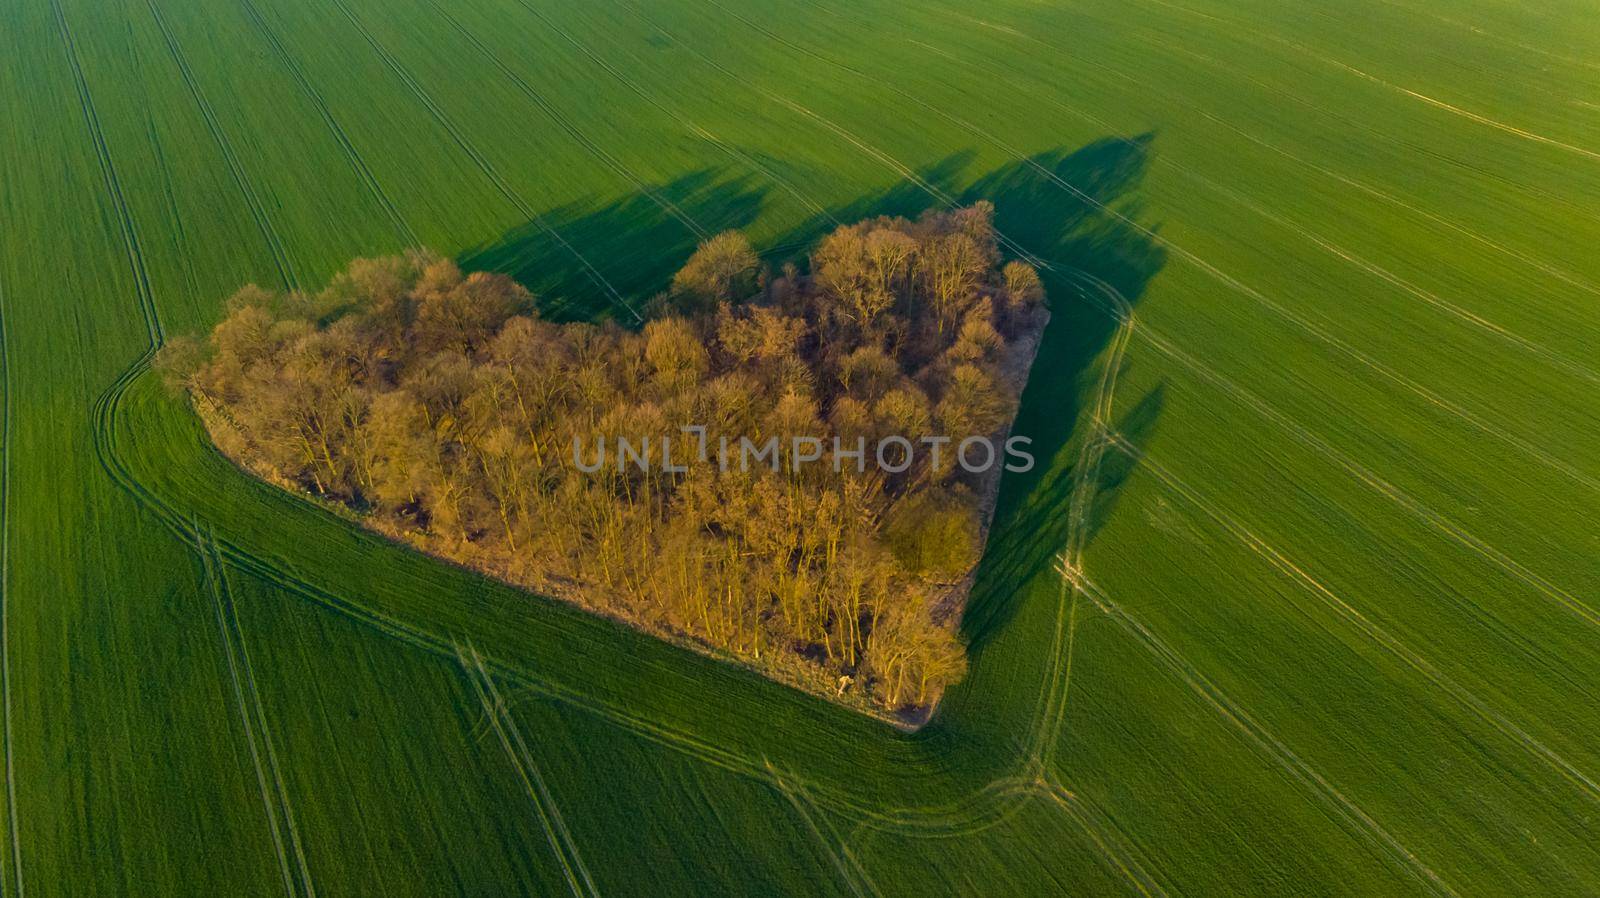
160,203,1046,714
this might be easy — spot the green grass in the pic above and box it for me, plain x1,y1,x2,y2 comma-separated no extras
4,0,1600,892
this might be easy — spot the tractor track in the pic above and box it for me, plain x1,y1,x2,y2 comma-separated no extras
197,530,302,898
234,0,418,247
903,32,1600,386
143,0,300,292
420,0,705,242
701,0,1600,499
504,0,840,226
0,271,22,898
457,643,597,898
50,0,164,345
325,0,637,321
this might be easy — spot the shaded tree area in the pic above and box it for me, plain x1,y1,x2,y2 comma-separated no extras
158,204,1047,715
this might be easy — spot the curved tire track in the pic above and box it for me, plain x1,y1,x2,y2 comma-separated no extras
92,359,1035,837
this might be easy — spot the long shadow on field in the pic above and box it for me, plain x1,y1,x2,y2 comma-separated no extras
111,136,1176,821
958,136,1169,657
459,152,990,324
453,137,1167,736
460,168,770,321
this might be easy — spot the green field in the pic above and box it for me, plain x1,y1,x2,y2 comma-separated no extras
5,0,1600,892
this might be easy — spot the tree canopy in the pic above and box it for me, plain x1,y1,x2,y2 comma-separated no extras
160,203,1047,716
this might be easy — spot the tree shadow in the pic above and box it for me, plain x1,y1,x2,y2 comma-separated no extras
955,136,1169,653
456,135,1168,668
457,151,994,323
459,167,769,321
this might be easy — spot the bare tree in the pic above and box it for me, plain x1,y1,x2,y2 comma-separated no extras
670,231,760,312
171,203,1037,714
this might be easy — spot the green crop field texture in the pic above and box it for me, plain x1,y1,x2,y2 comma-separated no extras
3,0,1598,893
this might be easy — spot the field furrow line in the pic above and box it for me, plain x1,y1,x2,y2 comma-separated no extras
0,279,21,898
766,760,881,898
704,2,1600,494
1029,276,1135,768
1127,318,1600,629
1265,34,1600,162
1168,71,1600,299
506,0,839,226
1023,456,1088,764
933,10,1028,40
196,530,299,898
1145,36,1587,218
1188,173,1600,385
1066,268,1600,653
457,644,596,898
206,535,318,898
907,34,1600,384
635,1,1089,286
233,0,418,247
1045,192,1600,497
326,0,638,321
1038,587,1081,771
1074,574,1461,898
1370,0,1600,74
1082,32,1600,299
143,0,299,291
811,806,881,898
1104,431,1600,805
614,0,1045,272
95,359,192,546
1027,574,1082,776
843,776,1033,840
421,0,707,241
49,0,164,346
1015,780,1169,898
682,0,970,211
474,649,597,898
95,363,1015,841
1130,0,1600,161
